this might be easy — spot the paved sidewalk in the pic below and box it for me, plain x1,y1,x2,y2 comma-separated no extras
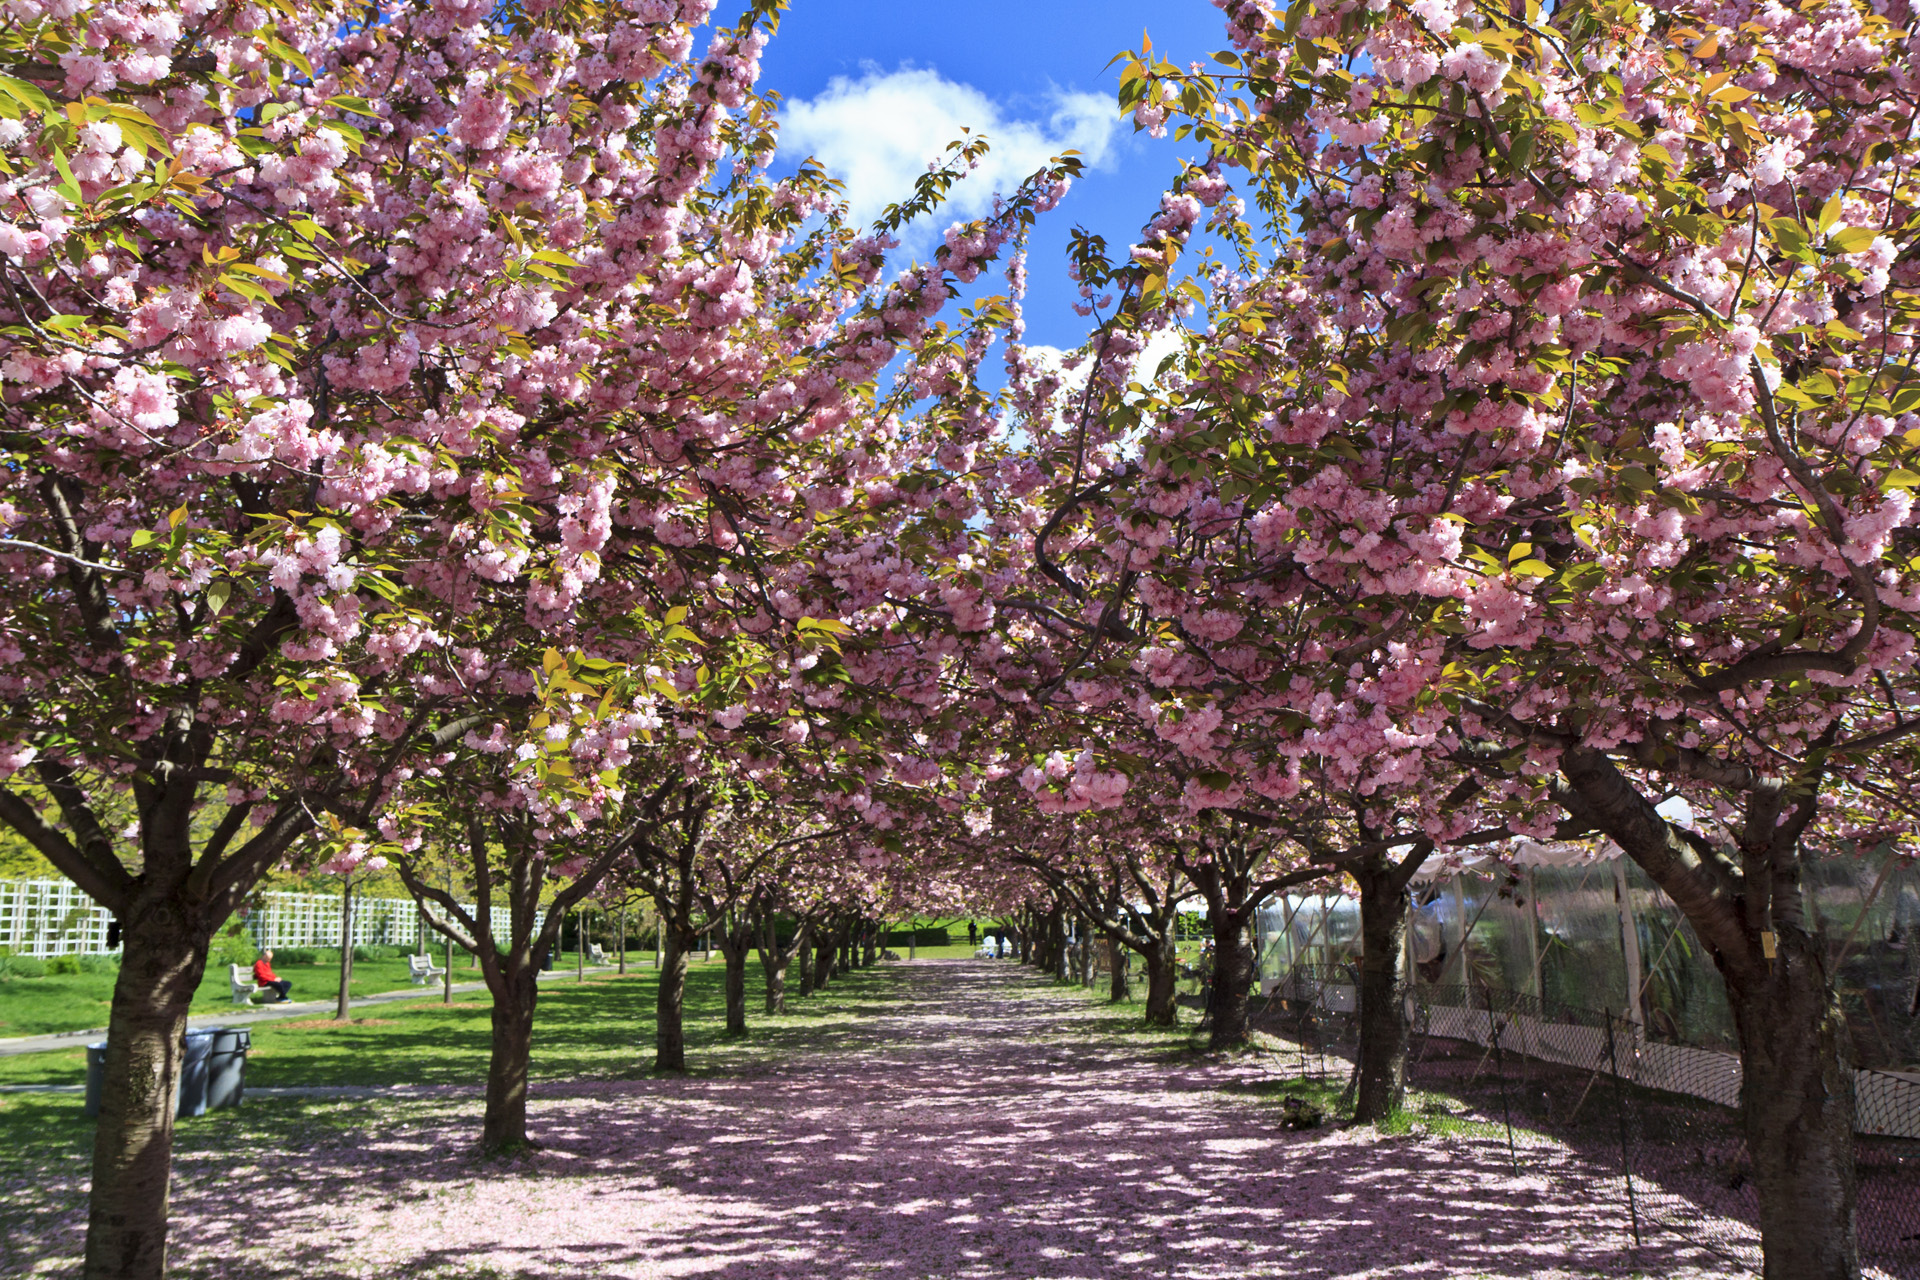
0,964,619,1057
3,960,1759,1280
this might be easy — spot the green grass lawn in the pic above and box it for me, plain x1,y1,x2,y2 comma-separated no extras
0,952,910,1090
0,954,484,1039
0,952,956,1254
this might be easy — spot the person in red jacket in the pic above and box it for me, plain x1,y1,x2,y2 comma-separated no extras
253,950,292,1003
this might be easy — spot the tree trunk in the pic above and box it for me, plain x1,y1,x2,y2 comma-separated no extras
1556,745,1860,1277
335,879,354,1020
796,933,815,996
1352,864,1413,1124
762,956,788,1014
814,926,837,987
1108,938,1129,1003
443,871,455,1005
654,928,691,1072
721,941,747,1036
1142,940,1178,1026
862,928,876,967
1208,912,1254,1051
481,963,539,1153
1032,908,1059,974
82,908,205,1280
1727,943,1858,1280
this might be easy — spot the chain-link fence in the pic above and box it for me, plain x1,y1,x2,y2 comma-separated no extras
1241,972,1920,1278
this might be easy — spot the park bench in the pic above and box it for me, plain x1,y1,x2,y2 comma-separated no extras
407,953,448,985
587,943,607,965
228,964,273,1006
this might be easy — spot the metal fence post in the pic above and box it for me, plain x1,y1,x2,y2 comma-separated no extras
1486,986,1519,1174
1603,1010,1642,1261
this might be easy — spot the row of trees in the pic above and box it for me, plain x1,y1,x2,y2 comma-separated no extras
1,0,1913,1278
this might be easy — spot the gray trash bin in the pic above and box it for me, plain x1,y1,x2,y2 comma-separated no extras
83,1041,108,1117
206,1027,250,1109
177,1029,215,1118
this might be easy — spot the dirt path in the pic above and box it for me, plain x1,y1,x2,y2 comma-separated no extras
15,960,1750,1279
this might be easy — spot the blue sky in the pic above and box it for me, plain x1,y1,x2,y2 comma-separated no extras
754,0,1232,349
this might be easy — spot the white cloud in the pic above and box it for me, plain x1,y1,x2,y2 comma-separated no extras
1655,795,1697,829
778,65,1119,244
1025,328,1188,399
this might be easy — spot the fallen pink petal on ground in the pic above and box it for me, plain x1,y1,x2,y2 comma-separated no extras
0,961,1776,1279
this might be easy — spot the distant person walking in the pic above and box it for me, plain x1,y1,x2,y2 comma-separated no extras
253,950,292,1002
968,921,978,947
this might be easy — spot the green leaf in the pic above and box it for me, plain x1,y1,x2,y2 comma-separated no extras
1560,562,1607,590
263,37,315,79
1508,130,1535,171
1827,226,1880,254
204,581,232,617
0,75,53,115
219,273,274,305
1618,466,1658,491
1769,218,1809,255
1882,470,1920,490
51,149,81,205
325,95,379,118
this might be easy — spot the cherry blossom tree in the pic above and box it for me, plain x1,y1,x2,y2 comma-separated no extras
0,0,1078,1266
1106,0,1920,1270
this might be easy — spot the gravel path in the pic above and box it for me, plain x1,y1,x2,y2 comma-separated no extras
6,959,1752,1279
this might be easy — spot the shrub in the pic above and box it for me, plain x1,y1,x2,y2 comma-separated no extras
0,954,47,978
46,955,81,975
207,923,258,970
77,953,119,973
272,948,323,966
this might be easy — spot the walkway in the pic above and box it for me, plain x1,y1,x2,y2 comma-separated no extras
6,960,1749,1279
0,964,617,1057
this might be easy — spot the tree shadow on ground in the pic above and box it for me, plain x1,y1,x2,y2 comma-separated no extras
7,962,1756,1279
164,963,1746,1279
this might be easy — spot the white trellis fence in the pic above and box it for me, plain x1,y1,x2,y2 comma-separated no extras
0,879,510,958
0,878,109,957
242,890,511,952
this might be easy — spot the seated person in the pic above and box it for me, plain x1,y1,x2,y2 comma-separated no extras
252,950,292,1002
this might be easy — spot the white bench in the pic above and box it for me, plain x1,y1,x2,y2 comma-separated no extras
587,944,607,965
229,964,272,1006
407,953,447,985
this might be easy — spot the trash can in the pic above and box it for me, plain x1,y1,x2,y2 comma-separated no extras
177,1029,215,1118
206,1027,250,1110
83,1041,108,1117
